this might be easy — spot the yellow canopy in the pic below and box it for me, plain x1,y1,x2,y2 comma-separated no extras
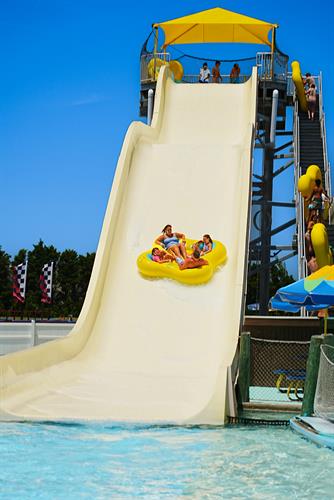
154,7,277,48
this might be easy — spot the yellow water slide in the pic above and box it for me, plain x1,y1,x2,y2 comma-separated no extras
0,67,257,424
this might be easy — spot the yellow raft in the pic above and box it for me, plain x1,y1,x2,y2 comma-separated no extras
137,238,227,285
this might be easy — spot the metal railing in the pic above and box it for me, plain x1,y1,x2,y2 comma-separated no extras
182,74,249,84
141,50,288,85
286,72,294,96
293,98,308,280
273,49,289,81
256,50,288,82
256,52,272,80
318,72,332,218
293,71,331,281
140,52,171,83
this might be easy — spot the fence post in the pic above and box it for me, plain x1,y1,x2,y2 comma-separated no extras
31,319,37,347
323,333,334,348
302,335,323,416
239,332,251,403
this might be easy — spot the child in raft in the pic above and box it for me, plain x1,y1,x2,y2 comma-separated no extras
201,234,213,254
178,248,208,270
192,234,213,255
151,248,175,264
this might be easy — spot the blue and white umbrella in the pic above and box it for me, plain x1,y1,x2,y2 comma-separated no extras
269,265,334,333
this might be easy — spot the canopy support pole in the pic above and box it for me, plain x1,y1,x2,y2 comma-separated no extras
153,27,158,55
270,27,276,79
153,27,159,81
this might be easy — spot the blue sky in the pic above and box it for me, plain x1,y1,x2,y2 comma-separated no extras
1,1,334,273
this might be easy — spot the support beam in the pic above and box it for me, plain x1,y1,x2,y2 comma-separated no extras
248,250,297,278
274,140,293,154
270,89,279,146
271,245,296,251
250,218,296,247
274,153,294,160
252,174,263,181
252,200,295,208
276,131,293,136
273,160,294,178
259,122,274,314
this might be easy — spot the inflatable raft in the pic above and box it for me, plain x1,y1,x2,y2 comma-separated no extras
137,238,227,285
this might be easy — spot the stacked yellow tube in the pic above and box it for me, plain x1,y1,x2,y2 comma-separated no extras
291,61,307,112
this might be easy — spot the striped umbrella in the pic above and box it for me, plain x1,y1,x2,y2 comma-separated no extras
270,265,334,334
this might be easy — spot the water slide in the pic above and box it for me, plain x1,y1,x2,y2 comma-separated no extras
0,67,257,424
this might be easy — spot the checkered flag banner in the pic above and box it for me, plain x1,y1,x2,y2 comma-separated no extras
40,262,54,304
12,260,28,303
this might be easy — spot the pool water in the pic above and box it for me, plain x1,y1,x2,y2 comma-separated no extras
1,422,333,499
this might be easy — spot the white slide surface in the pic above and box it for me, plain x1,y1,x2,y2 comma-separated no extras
0,67,257,424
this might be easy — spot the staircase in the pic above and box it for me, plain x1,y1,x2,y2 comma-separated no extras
299,102,334,247
299,103,325,180
327,224,334,249
295,76,332,275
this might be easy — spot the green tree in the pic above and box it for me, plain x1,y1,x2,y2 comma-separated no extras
12,248,28,266
77,252,95,312
246,261,294,310
269,262,294,297
54,249,79,317
0,241,96,318
0,247,12,311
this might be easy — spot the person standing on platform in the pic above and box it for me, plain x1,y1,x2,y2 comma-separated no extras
230,63,240,83
212,60,222,83
199,62,210,83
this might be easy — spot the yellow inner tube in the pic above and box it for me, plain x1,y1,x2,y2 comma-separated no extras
137,238,227,285
169,60,184,82
291,60,308,112
147,58,184,82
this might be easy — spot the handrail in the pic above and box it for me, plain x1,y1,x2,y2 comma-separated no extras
293,97,307,280
256,51,288,81
294,71,331,279
140,52,171,83
182,74,250,84
318,72,332,215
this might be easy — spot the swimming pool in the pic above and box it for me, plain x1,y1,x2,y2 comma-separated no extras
1,422,333,499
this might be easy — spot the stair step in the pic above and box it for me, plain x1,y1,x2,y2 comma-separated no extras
300,162,324,165
327,226,334,247
300,147,323,150
300,159,324,162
